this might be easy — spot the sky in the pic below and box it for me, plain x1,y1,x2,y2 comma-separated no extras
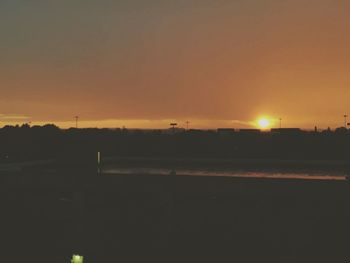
1,0,350,129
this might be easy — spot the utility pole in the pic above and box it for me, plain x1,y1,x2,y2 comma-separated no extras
344,114,348,128
186,121,190,130
279,118,282,129
75,116,79,129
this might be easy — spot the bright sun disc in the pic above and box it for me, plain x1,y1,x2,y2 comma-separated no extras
258,118,270,129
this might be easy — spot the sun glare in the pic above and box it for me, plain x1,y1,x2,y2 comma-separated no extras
257,118,270,129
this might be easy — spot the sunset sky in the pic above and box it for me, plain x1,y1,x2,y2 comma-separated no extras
1,0,350,129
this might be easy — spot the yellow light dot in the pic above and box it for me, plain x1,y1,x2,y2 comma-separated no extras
71,255,83,263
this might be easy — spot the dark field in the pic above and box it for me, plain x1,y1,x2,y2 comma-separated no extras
1,172,350,263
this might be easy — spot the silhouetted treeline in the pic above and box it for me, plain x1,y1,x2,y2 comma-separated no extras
0,124,350,163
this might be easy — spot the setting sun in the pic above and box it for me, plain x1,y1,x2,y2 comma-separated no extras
257,118,271,129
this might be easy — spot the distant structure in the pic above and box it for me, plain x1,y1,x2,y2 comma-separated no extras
163,124,185,134
239,129,261,134
75,116,79,128
271,128,302,134
279,118,282,129
186,121,190,130
217,128,235,136
170,123,177,129
169,123,178,134
344,114,348,128
186,129,204,135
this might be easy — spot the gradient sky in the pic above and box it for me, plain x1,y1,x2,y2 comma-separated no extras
1,0,350,129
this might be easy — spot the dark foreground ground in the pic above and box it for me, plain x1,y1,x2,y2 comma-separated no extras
1,172,350,263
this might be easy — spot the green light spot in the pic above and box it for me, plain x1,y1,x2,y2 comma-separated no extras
71,255,83,263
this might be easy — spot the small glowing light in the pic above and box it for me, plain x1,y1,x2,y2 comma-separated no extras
97,151,101,164
257,118,270,129
71,255,83,263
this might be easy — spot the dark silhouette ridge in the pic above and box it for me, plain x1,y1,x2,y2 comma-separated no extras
0,124,350,165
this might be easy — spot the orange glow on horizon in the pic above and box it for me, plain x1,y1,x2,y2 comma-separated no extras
0,116,344,130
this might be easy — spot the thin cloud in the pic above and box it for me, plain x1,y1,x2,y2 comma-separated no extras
0,114,30,120
230,120,254,127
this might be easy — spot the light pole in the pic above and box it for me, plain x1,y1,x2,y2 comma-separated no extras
344,114,348,128
279,118,282,129
186,121,190,130
75,116,79,129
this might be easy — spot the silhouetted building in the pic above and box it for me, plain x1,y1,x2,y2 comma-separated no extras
335,127,348,134
217,128,235,136
239,129,261,134
186,129,205,135
162,128,186,134
271,128,302,134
